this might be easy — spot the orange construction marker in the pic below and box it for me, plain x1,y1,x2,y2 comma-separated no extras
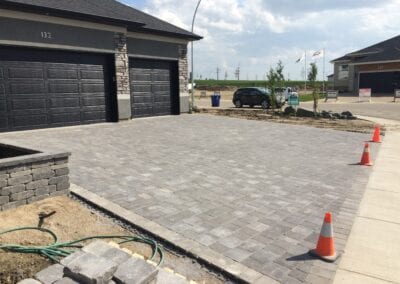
310,212,339,262
371,124,382,143
360,143,373,166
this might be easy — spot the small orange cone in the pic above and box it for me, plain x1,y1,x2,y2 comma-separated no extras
360,143,373,166
371,124,382,143
310,212,339,262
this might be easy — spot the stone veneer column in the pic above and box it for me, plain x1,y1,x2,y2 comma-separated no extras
114,32,132,120
178,43,190,113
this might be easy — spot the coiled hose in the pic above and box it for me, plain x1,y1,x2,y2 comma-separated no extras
0,226,164,266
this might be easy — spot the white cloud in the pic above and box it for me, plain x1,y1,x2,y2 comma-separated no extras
126,0,400,80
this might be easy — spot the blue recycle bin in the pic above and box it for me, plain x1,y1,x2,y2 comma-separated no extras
211,93,221,107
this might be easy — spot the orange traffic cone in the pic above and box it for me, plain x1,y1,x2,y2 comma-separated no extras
360,143,373,166
371,124,382,143
310,212,338,262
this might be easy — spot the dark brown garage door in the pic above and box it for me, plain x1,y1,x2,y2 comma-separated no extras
129,58,179,118
359,71,400,94
0,47,116,132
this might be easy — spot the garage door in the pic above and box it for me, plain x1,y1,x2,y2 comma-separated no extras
129,58,179,118
359,71,400,94
0,47,116,132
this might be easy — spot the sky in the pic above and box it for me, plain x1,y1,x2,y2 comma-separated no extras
121,0,400,80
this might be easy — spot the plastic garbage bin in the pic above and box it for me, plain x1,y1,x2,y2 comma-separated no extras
211,93,221,107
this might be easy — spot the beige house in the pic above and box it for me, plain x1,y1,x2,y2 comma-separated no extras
331,35,400,94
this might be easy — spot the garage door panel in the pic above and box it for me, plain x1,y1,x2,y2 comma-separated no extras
50,112,81,124
10,98,46,110
133,94,153,104
0,117,7,129
50,98,80,108
48,83,79,94
82,111,107,121
10,83,45,95
81,83,105,94
0,84,5,98
12,115,48,128
0,100,6,112
47,68,78,80
132,84,151,93
82,97,106,107
80,69,104,80
8,67,44,79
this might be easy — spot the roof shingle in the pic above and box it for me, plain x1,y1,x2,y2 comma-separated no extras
332,34,400,63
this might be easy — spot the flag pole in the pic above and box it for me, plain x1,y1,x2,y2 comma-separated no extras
304,49,307,92
323,48,326,95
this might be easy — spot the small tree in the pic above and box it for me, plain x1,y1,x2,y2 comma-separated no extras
266,67,278,110
308,62,318,115
276,60,285,86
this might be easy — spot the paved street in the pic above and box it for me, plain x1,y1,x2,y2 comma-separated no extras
0,115,378,283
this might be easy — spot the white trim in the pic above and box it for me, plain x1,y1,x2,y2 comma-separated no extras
128,54,178,61
358,69,400,74
0,9,126,33
127,31,188,44
0,40,116,54
351,59,400,66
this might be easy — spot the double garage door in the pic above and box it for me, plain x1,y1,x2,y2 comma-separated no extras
0,47,116,132
359,71,400,94
129,58,179,118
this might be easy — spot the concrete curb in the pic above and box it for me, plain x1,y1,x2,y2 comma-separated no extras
70,184,278,284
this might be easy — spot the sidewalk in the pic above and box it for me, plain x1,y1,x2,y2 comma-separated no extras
333,120,400,283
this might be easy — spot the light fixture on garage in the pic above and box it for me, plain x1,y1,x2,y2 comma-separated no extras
190,0,202,112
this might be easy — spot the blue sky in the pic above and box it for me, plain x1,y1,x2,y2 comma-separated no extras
121,0,400,80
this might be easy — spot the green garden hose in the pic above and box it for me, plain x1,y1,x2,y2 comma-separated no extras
0,226,164,266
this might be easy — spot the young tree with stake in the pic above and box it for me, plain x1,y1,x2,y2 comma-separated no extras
308,62,318,116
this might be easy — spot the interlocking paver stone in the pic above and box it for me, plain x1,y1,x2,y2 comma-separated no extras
0,115,377,283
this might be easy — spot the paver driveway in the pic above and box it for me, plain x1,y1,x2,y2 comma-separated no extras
0,115,377,283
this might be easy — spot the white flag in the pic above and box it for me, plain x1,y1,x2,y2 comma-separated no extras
312,49,324,59
295,53,305,63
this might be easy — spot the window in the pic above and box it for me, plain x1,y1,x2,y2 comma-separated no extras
338,64,349,79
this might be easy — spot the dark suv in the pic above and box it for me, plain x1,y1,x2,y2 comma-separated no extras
232,87,285,108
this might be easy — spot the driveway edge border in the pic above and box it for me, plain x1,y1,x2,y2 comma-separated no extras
70,184,278,284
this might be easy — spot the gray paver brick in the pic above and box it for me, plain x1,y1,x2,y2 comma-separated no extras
156,269,187,284
113,257,158,284
35,263,64,284
82,240,131,265
64,252,118,284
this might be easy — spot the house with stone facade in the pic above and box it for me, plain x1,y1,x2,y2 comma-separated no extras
331,34,400,95
0,0,201,132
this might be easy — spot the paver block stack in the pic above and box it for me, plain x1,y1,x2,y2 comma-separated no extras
19,240,195,284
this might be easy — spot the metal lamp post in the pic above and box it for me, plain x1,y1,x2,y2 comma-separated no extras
190,0,202,111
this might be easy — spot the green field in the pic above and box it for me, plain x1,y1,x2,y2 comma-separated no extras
195,79,326,90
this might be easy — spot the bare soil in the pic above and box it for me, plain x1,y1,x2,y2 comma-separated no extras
198,108,379,134
0,196,225,284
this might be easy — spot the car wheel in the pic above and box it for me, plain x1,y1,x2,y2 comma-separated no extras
235,100,243,108
249,104,254,108
261,100,270,109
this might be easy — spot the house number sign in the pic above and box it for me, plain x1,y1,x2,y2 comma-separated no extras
41,32,52,39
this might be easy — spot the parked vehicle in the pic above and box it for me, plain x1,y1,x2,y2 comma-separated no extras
232,87,285,109
274,87,298,101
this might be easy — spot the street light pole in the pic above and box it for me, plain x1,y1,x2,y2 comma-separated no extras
190,0,202,111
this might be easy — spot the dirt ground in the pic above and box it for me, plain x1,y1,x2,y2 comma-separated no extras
0,196,226,284
198,108,379,134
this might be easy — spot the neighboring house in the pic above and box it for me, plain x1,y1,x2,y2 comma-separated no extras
0,0,201,132
331,35,400,95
